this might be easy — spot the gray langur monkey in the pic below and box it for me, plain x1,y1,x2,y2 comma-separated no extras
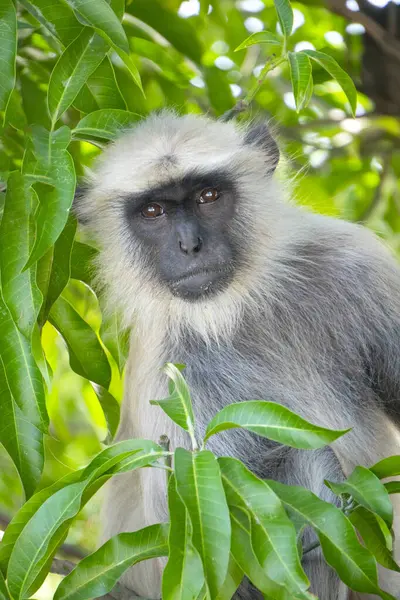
76,111,400,600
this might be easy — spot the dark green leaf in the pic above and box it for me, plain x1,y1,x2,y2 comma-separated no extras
72,109,141,143
54,524,169,600
303,49,357,116
371,456,400,479
19,0,83,45
219,458,311,598
385,481,400,494
204,401,349,448
0,572,10,600
112,48,143,93
235,31,282,51
204,67,234,116
0,0,17,115
175,449,231,598
215,555,243,600
288,51,313,112
70,241,98,285
274,0,293,39
64,0,129,53
349,507,399,572
162,475,205,600
85,57,127,109
269,480,395,599
325,466,393,528
100,312,130,372
49,295,112,389
92,386,120,439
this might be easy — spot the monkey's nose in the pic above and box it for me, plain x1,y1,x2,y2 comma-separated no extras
179,237,203,255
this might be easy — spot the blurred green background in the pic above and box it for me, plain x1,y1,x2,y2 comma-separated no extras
1,0,400,596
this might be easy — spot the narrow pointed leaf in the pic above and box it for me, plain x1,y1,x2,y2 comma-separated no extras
274,0,293,38
349,507,399,572
219,457,311,597
371,456,400,479
113,48,143,93
303,49,357,116
19,0,83,45
92,386,120,439
325,466,393,528
72,109,141,143
0,571,10,600
49,295,111,389
84,57,126,109
175,449,231,598
204,401,349,448
385,481,400,494
151,364,196,439
215,554,243,600
288,52,313,112
54,524,169,600
269,480,395,599
235,31,282,51
48,29,108,126
0,0,17,114
162,475,205,600
64,0,129,53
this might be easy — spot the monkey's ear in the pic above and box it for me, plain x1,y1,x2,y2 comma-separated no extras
244,123,279,172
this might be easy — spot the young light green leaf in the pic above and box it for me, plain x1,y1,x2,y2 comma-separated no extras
49,295,111,389
370,456,400,479
325,466,393,528
349,507,399,572
174,449,231,598
22,126,76,268
235,31,282,52
72,109,141,143
151,363,197,446
302,49,357,116
288,51,313,112
219,457,311,598
0,172,42,338
274,0,293,39
162,475,205,600
64,0,129,53
0,0,17,115
37,214,77,325
48,29,108,126
204,401,349,448
269,480,396,599
100,312,130,373
54,524,169,600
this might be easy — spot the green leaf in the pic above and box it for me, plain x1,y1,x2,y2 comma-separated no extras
49,295,111,389
22,126,76,268
92,386,120,439
113,48,143,93
204,401,349,448
37,214,77,325
162,475,205,600
325,466,393,528
84,57,127,109
273,0,293,39
64,0,129,53
54,524,168,600
174,449,231,598
302,49,357,116
349,507,399,572
215,555,243,600
219,457,311,598
370,456,400,479
385,481,400,494
127,0,203,64
70,241,98,285
204,67,234,116
100,312,130,372
7,480,88,599
151,364,196,444
288,51,313,112
269,480,395,599
234,31,282,51
19,0,83,45
72,109,141,143
48,30,108,126
0,571,10,600
0,172,42,339
0,0,17,115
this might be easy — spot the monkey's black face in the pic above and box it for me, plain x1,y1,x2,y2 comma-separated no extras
124,170,238,300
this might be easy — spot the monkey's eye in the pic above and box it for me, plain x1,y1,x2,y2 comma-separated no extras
198,188,220,204
141,203,165,218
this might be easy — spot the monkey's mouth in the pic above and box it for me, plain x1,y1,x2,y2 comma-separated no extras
169,266,233,300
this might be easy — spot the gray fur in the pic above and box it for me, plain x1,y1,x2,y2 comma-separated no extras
78,111,400,599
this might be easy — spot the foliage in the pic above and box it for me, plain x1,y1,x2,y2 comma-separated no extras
0,0,400,598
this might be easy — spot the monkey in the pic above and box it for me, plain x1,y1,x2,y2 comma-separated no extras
76,111,400,599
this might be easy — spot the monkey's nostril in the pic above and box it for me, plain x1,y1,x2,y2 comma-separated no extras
179,238,202,254
193,237,202,253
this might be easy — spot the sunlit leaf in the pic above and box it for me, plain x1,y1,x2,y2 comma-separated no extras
288,51,313,112
100,312,130,372
325,466,393,528
349,507,399,572
235,31,282,51
175,449,231,598
0,0,17,115
162,475,205,600
303,49,357,116
54,524,169,600
370,456,400,479
19,0,83,45
72,109,141,143
274,0,293,39
204,401,349,448
64,0,129,53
